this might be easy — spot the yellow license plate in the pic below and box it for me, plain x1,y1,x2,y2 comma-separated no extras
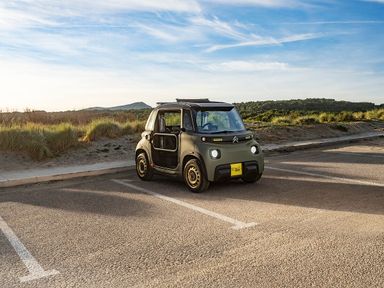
230,163,242,176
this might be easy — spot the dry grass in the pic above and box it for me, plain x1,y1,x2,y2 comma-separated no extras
0,109,150,126
1,107,383,160
0,123,80,160
0,118,146,160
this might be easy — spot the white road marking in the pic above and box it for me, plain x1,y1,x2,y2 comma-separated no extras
332,152,384,159
264,175,345,184
112,179,256,230
0,216,59,283
266,166,384,187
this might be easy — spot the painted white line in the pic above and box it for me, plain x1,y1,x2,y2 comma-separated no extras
266,166,384,187
330,152,384,159
0,216,59,283
112,179,256,230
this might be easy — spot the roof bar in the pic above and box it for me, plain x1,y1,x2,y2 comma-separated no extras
176,98,211,103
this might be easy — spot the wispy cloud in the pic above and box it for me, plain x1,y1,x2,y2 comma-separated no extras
0,5,55,29
205,33,325,52
5,0,201,15
282,20,384,25
190,16,250,40
134,22,204,43
206,61,290,72
1,0,383,110
203,0,301,8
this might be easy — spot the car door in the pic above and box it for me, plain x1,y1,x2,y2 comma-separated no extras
151,109,181,169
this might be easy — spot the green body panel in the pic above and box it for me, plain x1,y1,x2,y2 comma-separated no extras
193,135,264,181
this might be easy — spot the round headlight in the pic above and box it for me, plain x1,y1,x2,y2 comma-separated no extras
251,145,258,154
210,149,219,159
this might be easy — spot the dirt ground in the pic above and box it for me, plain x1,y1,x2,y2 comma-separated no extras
0,121,383,172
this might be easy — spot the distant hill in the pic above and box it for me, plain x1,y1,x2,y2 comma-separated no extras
85,102,151,111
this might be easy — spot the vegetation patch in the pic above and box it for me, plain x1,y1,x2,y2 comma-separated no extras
0,123,80,160
84,119,123,142
0,119,146,160
0,99,383,161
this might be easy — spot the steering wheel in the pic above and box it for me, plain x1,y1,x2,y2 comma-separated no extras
202,122,214,130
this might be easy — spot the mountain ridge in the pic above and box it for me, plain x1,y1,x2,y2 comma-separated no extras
84,101,151,111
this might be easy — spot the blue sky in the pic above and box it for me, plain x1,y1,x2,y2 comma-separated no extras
0,0,383,111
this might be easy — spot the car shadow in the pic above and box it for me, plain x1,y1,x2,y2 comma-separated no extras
268,147,384,166
0,188,153,218
147,172,384,216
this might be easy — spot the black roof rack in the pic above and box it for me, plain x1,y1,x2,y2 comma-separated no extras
176,98,211,103
155,99,233,109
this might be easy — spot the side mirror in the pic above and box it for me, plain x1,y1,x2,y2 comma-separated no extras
180,127,186,132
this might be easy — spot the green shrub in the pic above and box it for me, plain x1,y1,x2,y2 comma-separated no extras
365,109,384,120
293,115,320,125
271,116,293,125
84,119,122,142
319,112,336,123
0,126,52,160
352,112,365,121
334,111,353,122
43,123,80,154
378,109,384,120
122,120,145,134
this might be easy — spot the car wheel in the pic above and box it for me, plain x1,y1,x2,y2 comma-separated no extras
241,172,263,183
136,152,153,181
183,159,210,193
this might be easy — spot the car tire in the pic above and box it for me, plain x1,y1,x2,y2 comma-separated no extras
241,172,262,183
136,152,153,181
183,159,210,193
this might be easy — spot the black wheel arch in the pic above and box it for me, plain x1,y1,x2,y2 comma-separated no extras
182,153,208,178
136,148,151,163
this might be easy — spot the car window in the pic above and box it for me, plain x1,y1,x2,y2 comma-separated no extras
183,110,193,131
196,108,245,133
164,112,181,126
156,110,181,133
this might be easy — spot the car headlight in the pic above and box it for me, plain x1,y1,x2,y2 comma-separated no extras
210,149,220,159
251,145,258,154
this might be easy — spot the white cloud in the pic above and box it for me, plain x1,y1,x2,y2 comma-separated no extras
206,61,289,72
0,5,55,30
134,22,204,43
190,16,249,40
203,0,301,8
0,0,202,30
206,33,324,52
282,20,384,25
9,0,201,14
0,30,91,56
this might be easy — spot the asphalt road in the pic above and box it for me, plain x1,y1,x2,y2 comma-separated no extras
1,139,383,288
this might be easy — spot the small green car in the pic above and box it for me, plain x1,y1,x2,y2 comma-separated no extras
135,99,264,192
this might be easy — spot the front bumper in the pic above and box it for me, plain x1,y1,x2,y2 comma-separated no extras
195,139,264,181
214,161,260,181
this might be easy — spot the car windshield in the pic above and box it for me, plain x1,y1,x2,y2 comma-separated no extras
195,108,246,133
